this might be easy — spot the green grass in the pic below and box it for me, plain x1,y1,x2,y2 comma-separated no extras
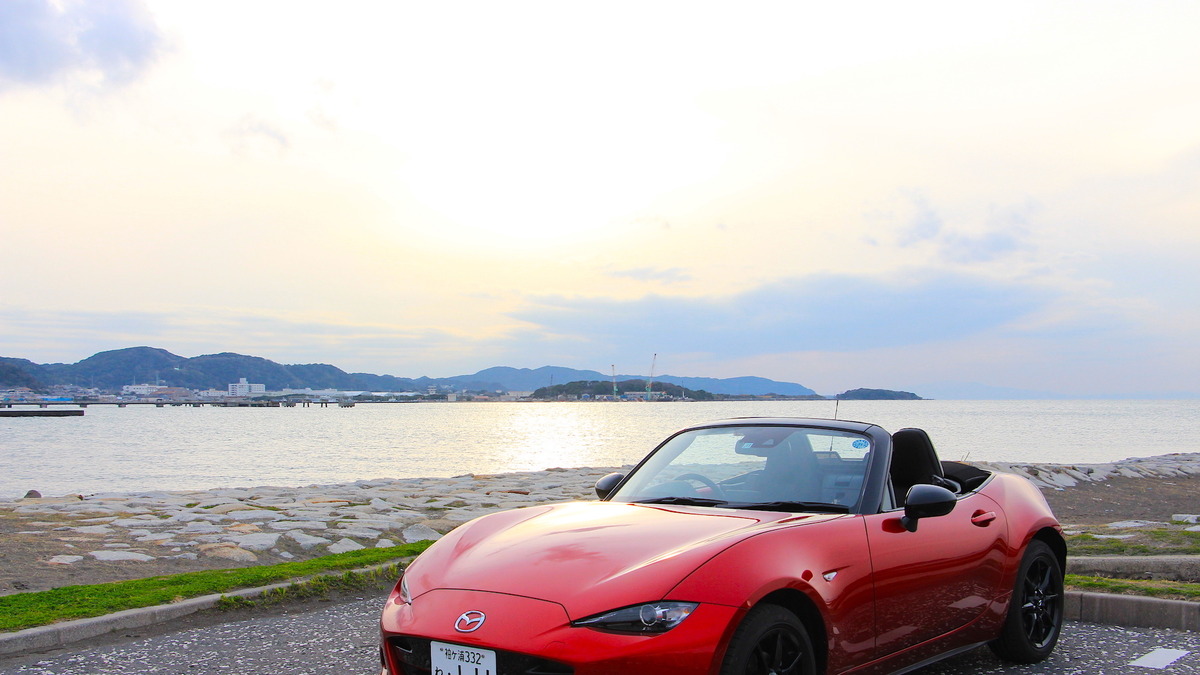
1065,534,1158,556
214,565,403,609
1066,574,1200,601
1145,529,1200,552
1065,529,1200,556
0,541,433,633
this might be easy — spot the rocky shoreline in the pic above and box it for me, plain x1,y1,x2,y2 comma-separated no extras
971,452,1200,490
2,453,1199,596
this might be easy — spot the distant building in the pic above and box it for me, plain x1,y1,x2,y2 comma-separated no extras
228,377,266,396
121,384,193,400
276,387,340,397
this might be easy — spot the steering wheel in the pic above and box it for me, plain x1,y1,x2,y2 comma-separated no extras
674,473,727,499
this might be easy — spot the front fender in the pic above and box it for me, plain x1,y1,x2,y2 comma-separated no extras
666,515,876,672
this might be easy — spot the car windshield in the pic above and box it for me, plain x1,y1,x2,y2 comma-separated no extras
609,425,872,513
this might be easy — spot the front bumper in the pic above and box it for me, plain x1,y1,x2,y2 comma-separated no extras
380,588,738,675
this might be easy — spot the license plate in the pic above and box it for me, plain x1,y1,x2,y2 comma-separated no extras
430,641,497,675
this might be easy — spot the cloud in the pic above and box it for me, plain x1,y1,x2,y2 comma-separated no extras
942,229,1030,263
0,0,164,90
890,193,1035,263
898,193,944,245
223,114,291,155
942,201,1037,263
515,272,1052,359
608,267,692,284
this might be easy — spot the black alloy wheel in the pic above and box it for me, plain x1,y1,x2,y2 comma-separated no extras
989,539,1063,663
721,604,816,675
1021,553,1060,647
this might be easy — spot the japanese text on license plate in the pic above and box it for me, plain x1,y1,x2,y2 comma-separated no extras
430,641,496,675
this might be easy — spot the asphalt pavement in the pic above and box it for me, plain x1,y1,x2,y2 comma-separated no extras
1,596,1198,675
0,597,384,675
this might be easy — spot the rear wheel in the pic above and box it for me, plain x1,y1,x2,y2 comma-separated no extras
720,604,816,675
988,539,1063,663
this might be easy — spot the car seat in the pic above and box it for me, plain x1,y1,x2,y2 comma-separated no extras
758,436,823,502
889,428,945,507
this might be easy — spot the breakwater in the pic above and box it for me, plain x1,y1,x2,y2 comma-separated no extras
2,452,1198,590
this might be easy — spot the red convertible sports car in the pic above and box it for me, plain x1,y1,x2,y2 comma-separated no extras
380,417,1065,675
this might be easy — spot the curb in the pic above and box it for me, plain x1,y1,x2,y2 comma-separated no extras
1068,555,1200,583
0,562,403,658
1066,591,1199,632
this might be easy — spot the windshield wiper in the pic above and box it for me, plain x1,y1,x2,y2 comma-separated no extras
633,496,729,507
730,501,850,514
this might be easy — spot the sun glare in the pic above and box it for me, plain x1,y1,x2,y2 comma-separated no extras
401,136,722,245
393,91,724,246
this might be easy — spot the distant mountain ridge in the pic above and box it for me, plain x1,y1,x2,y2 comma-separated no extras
469,366,817,397
0,347,817,397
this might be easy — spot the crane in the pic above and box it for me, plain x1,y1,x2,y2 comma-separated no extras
647,353,657,400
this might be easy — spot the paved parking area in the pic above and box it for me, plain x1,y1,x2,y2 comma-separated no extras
0,598,1197,675
923,622,1200,674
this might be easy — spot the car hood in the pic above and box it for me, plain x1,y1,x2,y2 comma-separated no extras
404,501,842,619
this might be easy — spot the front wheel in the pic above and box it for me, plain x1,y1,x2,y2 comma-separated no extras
988,539,1064,663
720,604,817,675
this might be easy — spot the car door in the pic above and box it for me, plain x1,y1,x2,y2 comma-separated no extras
863,490,1009,658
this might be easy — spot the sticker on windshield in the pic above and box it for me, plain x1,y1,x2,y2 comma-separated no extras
852,439,869,449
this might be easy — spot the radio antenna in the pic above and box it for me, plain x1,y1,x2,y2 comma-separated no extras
833,398,840,420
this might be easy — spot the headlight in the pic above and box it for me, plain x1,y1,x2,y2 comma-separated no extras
572,602,698,634
398,574,411,604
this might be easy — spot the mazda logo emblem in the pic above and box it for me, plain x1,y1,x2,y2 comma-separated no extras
454,610,486,633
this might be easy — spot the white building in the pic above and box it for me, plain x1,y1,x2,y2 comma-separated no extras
122,384,163,396
276,387,342,397
228,377,266,397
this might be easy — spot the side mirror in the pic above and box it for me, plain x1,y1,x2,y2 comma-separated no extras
900,483,957,532
595,472,626,499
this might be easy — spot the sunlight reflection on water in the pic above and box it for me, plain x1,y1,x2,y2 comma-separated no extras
0,400,1196,497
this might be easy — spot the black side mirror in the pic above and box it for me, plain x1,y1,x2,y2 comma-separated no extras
595,472,626,499
901,483,957,532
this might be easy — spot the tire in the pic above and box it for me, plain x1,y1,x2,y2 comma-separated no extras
988,539,1063,663
720,604,817,675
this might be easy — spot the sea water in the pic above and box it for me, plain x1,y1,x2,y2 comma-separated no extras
1,399,1197,498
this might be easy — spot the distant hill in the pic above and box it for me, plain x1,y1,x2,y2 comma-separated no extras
834,388,923,400
0,347,819,397
456,366,817,397
0,347,413,392
0,359,45,390
662,375,816,397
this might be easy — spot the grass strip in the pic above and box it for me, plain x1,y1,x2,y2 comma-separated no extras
0,541,432,633
214,564,403,610
1066,574,1200,601
1064,531,1200,556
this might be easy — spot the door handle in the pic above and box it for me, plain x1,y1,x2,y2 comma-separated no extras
971,510,997,526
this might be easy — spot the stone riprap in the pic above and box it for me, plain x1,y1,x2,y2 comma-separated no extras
968,452,1200,490
0,467,629,570
3,452,1199,573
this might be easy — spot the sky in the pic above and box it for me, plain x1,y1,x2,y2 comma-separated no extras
2,1,1198,398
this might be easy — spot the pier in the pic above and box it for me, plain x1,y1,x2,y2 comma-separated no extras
0,409,85,417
